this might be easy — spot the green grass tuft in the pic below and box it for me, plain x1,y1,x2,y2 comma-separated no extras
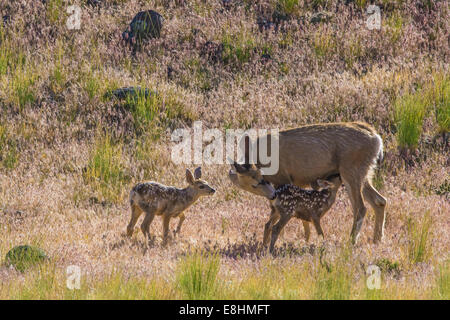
394,90,427,151
124,88,194,136
406,211,433,264
428,73,449,134
221,30,257,67
313,245,354,299
432,261,449,300
176,251,220,300
0,124,19,169
83,133,130,203
275,0,300,17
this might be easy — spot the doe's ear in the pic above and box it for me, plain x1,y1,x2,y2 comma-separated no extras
316,179,332,189
186,169,195,185
194,167,202,179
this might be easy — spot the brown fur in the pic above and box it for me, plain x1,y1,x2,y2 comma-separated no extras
127,167,215,246
229,122,387,244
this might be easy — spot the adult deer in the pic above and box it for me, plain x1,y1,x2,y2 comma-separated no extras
229,122,387,244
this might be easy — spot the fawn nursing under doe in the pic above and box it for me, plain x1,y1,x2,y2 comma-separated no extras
230,162,342,252
265,174,342,252
127,167,215,246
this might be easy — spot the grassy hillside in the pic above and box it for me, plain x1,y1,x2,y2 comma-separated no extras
0,0,448,299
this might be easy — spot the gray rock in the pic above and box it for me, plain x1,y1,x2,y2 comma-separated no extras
109,87,157,100
310,12,333,24
122,10,164,46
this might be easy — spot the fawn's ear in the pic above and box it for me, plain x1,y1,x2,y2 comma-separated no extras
194,167,202,179
316,179,332,189
186,169,195,185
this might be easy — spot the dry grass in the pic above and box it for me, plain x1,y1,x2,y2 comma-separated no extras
0,0,448,299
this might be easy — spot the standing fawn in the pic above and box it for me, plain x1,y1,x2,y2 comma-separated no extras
265,174,342,252
127,167,215,246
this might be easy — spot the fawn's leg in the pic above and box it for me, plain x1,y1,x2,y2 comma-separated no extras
311,217,324,240
269,213,292,253
162,214,171,246
302,220,311,242
174,213,185,236
140,207,156,240
263,205,280,247
127,203,143,237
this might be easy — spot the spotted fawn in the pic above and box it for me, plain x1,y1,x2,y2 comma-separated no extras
264,174,342,252
127,167,215,246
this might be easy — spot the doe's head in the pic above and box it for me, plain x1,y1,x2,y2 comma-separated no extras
186,167,216,196
228,161,276,200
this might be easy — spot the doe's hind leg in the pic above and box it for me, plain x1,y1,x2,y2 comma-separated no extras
363,181,387,243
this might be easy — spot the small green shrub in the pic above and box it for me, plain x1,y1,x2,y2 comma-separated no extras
5,245,48,272
176,251,220,299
